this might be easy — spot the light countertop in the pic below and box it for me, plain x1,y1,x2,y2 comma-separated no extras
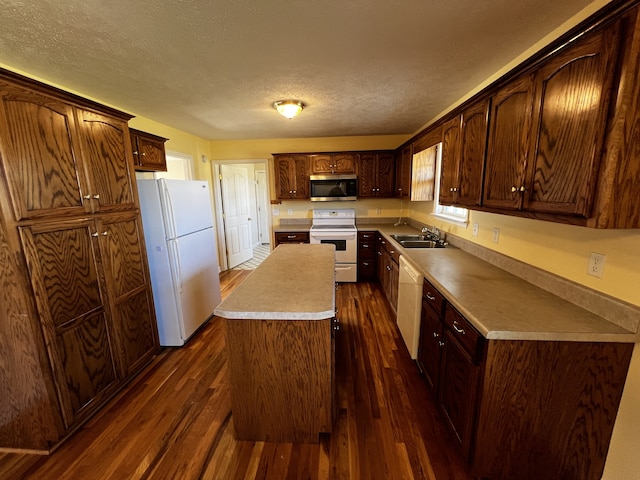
368,224,636,343
214,243,336,320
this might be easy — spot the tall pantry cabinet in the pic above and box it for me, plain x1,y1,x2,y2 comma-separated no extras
0,70,159,452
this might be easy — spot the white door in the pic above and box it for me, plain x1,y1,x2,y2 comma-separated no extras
256,170,269,245
166,228,221,346
220,164,253,268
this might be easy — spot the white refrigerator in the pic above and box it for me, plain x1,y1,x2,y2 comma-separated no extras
137,179,222,346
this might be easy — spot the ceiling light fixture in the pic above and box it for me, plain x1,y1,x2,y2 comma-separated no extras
273,100,304,119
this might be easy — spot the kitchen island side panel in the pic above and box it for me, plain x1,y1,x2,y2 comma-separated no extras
225,317,333,443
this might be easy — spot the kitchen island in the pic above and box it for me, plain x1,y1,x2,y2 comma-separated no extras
214,243,336,443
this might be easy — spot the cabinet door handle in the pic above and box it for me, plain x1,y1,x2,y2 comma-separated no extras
362,244,369,248
452,321,466,335
141,152,146,156
101,231,108,236
386,265,391,271
133,150,139,155
432,332,439,338
363,262,369,266
511,186,518,193
438,341,445,347
93,194,100,200
389,250,395,254
91,232,99,237
426,292,436,301
83,194,91,199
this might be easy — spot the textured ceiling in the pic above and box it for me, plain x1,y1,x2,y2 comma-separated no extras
0,0,599,140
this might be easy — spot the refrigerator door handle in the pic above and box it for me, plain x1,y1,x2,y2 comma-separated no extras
163,182,177,239
170,240,183,293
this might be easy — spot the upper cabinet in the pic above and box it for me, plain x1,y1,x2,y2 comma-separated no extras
310,153,356,174
357,151,395,197
525,24,620,217
274,154,310,199
0,81,138,221
421,5,640,229
130,128,168,172
439,99,489,207
483,74,535,211
76,110,137,213
485,21,621,217
0,84,90,220
395,145,412,199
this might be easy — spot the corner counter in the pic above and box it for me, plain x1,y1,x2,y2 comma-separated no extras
214,243,336,443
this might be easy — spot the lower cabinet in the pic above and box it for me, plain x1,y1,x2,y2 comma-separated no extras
274,231,309,246
376,234,399,313
18,213,159,432
357,231,377,281
417,278,633,480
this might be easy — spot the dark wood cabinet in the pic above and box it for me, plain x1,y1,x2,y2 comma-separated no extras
357,151,395,197
376,234,399,313
416,276,631,479
19,220,120,429
483,74,535,210
417,279,445,390
524,22,620,216
130,128,167,172
310,153,356,174
273,154,310,200
439,100,489,207
357,231,377,281
485,21,620,217
0,69,159,452
439,306,483,457
394,145,412,199
77,110,137,213
439,116,461,205
274,231,309,246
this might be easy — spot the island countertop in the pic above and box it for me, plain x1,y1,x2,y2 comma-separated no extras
214,243,336,320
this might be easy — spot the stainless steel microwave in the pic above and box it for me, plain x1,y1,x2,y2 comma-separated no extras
309,175,357,201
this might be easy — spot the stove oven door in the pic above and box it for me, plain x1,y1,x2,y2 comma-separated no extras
309,231,357,264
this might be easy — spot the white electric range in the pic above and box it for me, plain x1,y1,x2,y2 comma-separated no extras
309,208,357,282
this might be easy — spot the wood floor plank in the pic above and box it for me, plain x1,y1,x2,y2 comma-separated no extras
0,272,472,480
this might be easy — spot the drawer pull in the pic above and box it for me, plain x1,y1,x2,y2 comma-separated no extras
425,292,436,301
287,235,296,239
362,244,369,248
452,321,466,335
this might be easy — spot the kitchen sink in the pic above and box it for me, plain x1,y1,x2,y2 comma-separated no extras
391,234,446,248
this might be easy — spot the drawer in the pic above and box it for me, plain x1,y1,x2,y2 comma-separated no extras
358,259,376,280
358,231,376,241
358,240,376,257
384,242,400,264
275,232,309,245
444,305,484,362
422,279,445,316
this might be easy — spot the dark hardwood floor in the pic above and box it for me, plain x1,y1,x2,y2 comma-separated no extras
0,270,472,479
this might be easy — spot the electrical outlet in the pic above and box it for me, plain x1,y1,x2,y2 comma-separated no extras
287,208,293,215
588,252,606,278
472,222,479,236
492,227,500,243
272,208,280,216
376,207,381,215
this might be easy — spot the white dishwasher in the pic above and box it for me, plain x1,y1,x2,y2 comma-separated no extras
397,255,424,359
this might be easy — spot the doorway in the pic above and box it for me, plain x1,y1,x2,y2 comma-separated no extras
213,160,271,271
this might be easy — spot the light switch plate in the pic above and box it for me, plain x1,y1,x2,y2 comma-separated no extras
472,222,479,236
492,227,500,243
272,208,280,216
